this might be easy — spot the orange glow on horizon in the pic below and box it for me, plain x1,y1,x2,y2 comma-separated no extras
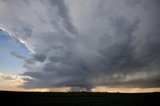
91,86,160,93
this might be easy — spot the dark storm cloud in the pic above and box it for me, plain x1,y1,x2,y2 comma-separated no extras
32,53,46,62
48,0,77,34
97,16,140,73
0,0,160,91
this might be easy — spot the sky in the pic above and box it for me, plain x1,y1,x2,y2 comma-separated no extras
0,0,160,92
0,31,29,74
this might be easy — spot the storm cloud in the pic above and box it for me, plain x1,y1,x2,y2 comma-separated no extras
0,0,160,91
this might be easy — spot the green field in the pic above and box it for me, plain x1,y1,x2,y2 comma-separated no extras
0,91,160,106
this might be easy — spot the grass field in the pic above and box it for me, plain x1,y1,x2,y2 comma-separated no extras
0,91,160,106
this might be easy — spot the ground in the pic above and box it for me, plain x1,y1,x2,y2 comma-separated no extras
0,91,160,106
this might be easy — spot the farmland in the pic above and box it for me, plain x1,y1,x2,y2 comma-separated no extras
0,91,160,106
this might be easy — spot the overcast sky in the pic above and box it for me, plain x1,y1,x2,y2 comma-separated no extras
0,0,160,92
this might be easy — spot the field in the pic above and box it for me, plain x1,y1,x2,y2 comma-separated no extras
0,91,160,106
